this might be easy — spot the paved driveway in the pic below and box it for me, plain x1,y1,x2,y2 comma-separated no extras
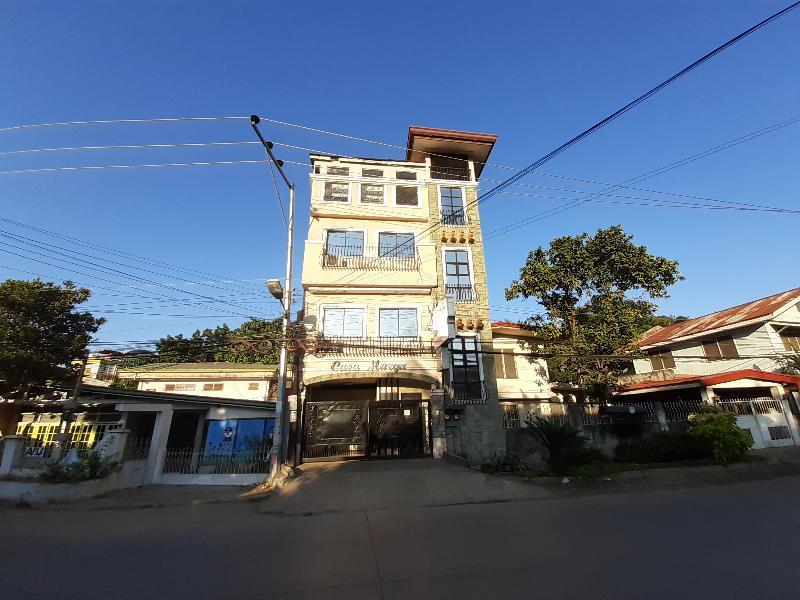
261,458,554,515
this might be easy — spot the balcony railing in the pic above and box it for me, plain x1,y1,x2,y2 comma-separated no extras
445,284,477,303
322,245,419,271
446,380,487,406
430,165,472,181
314,336,435,357
440,209,468,226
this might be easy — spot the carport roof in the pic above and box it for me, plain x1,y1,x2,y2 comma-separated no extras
616,369,800,396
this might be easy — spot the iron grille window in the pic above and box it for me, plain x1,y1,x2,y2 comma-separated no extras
396,171,417,180
326,230,364,256
494,350,518,379
780,327,800,352
360,183,384,204
702,336,739,360
441,187,466,225
324,181,349,202
649,349,676,370
323,307,364,337
451,337,482,400
165,383,195,392
445,249,474,302
362,168,383,178
379,308,418,338
202,383,224,391
378,232,414,258
327,166,349,176
502,405,521,428
395,185,419,206
248,382,260,391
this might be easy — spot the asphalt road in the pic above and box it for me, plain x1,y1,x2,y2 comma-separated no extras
2,472,800,599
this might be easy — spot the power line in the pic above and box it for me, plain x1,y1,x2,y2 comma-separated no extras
0,115,250,134
0,140,260,156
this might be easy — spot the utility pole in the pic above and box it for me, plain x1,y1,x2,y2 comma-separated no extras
56,353,89,446
250,115,295,482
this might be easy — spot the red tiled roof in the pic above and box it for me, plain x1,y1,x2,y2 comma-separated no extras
638,287,800,348
618,369,800,393
492,321,523,329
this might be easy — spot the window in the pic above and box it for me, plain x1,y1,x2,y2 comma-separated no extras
444,249,474,302
327,166,349,176
395,185,419,206
165,383,195,392
649,349,676,370
440,187,466,225
362,168,383,178
248,382,260,391
326,230,364,256
451,337,483,401
360,183,384,204
397,171,417,181
378,232,414,258
779,327,800,352
703,336,739,360
379,308,418,337
323,307,364,337
502,405,521,429
202,383,224,391
324,181,349,202
494,350,518,379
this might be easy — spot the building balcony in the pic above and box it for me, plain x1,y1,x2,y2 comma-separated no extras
445,284,477,304
321,245,419,271
312,336,436,357
440,210,468,227
446,380,487,406
302,242,438,288
430,165,472,182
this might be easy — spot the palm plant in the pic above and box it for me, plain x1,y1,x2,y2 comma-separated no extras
523,415,584,473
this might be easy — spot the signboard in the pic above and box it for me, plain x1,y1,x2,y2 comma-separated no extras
331,360,407,373
22,446,45,460
431,298,455,347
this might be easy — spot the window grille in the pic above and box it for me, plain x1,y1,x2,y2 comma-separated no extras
324,181,349,202
395,185,419,206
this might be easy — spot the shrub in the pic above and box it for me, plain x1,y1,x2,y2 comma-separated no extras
40,451,120,483
614,432,710,464
524,416,586,473
687,405,752,464
561,445,606,467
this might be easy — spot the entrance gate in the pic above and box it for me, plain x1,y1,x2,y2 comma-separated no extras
302,399,428,461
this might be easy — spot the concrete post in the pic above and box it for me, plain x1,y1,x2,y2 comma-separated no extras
144,408,173,485
772,387,800,445
97,429,130,461
0,436,26,476
653,401,669,432
429,390,447,458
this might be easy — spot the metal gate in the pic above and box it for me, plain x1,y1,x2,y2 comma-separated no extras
302,399,428,461
716,395,796,448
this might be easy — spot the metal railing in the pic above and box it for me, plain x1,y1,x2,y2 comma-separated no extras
445,284,477,303
446,380,487,406
579,401,658,426
314,336,435,357
123,436,152,461
430,165,472,181
716,396,783,416
524,401,572,425
162,446,271,475
662,398,703,422
17,438,93,469
440,210,468,226
321,245,419,271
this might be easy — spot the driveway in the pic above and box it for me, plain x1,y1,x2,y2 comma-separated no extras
261,458,554,515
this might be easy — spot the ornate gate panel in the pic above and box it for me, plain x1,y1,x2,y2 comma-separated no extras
302,401,367,460
368,401,425,458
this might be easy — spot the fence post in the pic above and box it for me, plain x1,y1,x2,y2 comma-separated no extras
145,408,173,485
0,436,26,476
653,401,669,432
429,390,447,458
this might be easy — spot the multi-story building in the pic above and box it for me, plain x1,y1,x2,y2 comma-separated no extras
298,126,506,463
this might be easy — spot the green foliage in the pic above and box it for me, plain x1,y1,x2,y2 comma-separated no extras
505,225,683,398
523,415,586,473
40,452,120,483
561,445,606,467
687,406,752,464
0,279,105,393
614,432,710,463
776,351,800,375
108,378,139,390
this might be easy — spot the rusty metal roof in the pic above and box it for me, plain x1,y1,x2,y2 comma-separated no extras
638,287,800,348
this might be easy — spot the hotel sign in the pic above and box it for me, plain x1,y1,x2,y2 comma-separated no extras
330,360,407,374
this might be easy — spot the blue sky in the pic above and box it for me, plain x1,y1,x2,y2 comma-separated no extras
1,1,798,345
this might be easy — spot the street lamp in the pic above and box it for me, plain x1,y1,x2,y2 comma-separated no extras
252,116,295,483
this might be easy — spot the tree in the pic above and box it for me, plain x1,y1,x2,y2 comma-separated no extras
0,279,105,393
505,225,683,398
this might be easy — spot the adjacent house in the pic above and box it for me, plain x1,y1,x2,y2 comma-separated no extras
617,288,800,448
297,126,506,464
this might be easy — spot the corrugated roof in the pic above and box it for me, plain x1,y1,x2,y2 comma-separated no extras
638,287,800,348
617,369,800,394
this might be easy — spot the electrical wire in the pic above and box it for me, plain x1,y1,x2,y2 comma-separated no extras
0,115,250,134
